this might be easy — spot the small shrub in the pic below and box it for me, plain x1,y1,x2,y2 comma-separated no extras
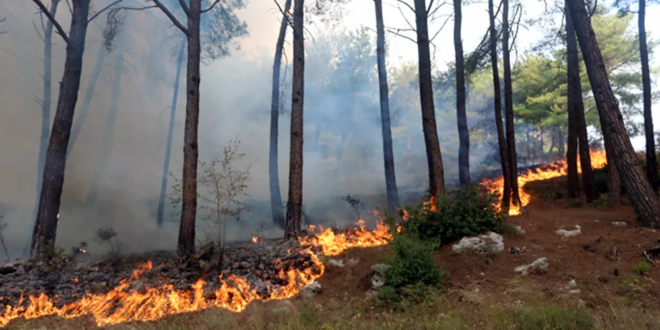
94,227,121,255
36,240,68,271
635,261,651,275
400,185,504,244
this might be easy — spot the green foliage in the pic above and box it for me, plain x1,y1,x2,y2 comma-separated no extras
635,261,651,275
385,234,446,289
36,240,68,271
512,305,594,330
400,185,504,245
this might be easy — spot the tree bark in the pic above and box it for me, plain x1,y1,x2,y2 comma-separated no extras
568,0,660,227
31,0,90,257
86,31,126,204
157,41,186,227
566,1,599,202
285,0,305,239
27,0,59,256
178,0,202,258
269,0,291,229
68,43,107,156
375,0,400,213
454,0,470,186
605,137,622,206
489,0,511,210
639,0,658,192
413,0,445,198
502,0,521,206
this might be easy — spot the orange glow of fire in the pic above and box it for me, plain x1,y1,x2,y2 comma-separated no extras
0,250,324,327
251,237,258,243
299,220,392,256
481,150,607,215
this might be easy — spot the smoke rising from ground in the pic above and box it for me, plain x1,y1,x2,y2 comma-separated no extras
0,0,492,258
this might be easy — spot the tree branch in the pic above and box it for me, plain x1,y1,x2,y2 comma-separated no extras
386,28,417,44
31,0,69,44
88,0,123,23
397,0,415,13
151,0,189,36
177,0,191,15
201,0,221,13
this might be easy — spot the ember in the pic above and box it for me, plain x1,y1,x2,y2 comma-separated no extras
481,150,607,215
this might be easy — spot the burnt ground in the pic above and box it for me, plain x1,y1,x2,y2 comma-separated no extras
3,176,660,329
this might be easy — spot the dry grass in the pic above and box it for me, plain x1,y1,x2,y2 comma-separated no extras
7,275,660,330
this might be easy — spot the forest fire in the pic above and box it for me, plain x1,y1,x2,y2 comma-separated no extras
0,249,324,327
481,150,608,215
298,220,392,256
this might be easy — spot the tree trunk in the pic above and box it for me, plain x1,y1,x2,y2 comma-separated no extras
285,0,305,239
31,0,90,257
68,43,107,155
502,0,521,206
178,0,202,258
454,0,470,185
26,0,59,256
269,0,291,229
566,1,599,202
414,0,445,198
567,0,660,227
157,41,186,227
375,0,400,213
86,31,125,204
605,137,622,206
489,0,511,210
639,0,658,192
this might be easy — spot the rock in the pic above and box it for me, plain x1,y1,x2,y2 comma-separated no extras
509,246,526,255
612,221,628,227
556,225,581,238
513,300,524,307
264,300,296,319
327,259,344,268
346,258,360,267
452,232,504,254
515,257,549,276
568,279,577,288
300,281,322,299
569,289,580,294
371,273,386,290
371,264,391,276
514,226,526,235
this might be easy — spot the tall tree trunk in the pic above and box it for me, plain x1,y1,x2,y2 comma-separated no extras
413,0,445,198
86,31,125,204
639,0,658,192
68,43,107,156
454,0,470,185
489,0,511,210
269,0,291,229
27,0,59,256
178,0,202,258
604,132,622,206
502,0,521,206
157,41,186,227
566,1,599,202
285,0,305,239
567,0,660,227
375,0,400,213
31,0,90,257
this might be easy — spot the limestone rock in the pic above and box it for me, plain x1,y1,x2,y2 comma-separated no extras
556,225,581,238
452,232,504,254
515,257,549,275
300,281,322,299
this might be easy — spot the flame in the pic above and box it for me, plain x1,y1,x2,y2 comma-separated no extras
78,248,87,254
299,220,392,256
481,150,607,215
0,250,323,327
251,237,258,243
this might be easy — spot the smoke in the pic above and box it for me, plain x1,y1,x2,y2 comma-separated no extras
0,0,494,258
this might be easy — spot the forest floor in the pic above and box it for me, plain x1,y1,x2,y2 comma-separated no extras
5,177,660,330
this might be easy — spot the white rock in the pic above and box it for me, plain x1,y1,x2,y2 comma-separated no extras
514,226,526,235
515,257,549,275
568,279,577,288
371,274,386,290
328,259,344,268
452,232,504,254
556,225,581,238
346,258,360,267
612,221,628,227
300,281,322,299
569,289,581,294
265,300,296,318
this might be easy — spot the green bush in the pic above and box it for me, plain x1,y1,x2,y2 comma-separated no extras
513,305,594,330
635,261,651,275
400,185,504,245
385,234,445,289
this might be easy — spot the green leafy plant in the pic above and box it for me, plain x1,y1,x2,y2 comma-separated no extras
400,185,504,245
36,240,68,271
635,261,651,275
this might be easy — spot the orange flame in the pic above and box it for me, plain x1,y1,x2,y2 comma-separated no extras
481,150,607,215
299,219,392,256
251,237,258,243
0,250,323,327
